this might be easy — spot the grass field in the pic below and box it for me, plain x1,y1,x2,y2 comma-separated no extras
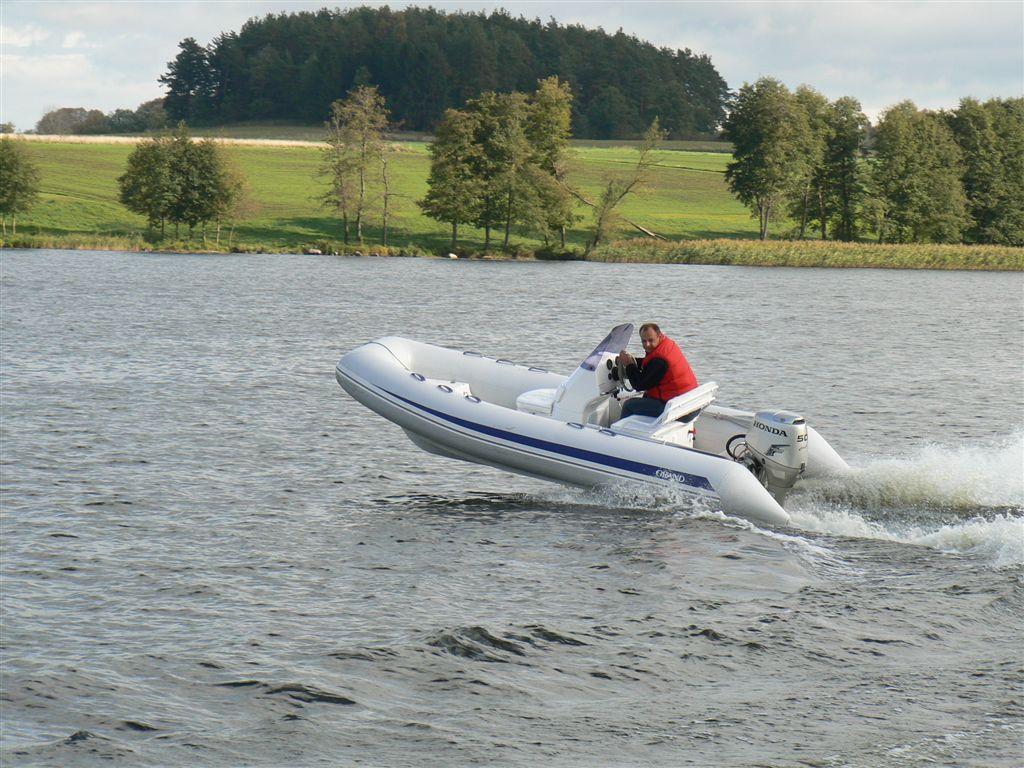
5,136,1021,270
7,138,754,253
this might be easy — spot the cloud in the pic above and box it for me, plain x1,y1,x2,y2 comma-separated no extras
1,24,51,47
3,51,91,81
0,51,161,129
61,31,96,49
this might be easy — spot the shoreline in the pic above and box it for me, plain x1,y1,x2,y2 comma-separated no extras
3,237,1021,271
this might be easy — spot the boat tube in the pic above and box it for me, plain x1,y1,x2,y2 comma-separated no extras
335,324,849,526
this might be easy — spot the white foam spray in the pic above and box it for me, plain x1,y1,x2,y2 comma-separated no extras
788,432,1024,568
798,431,1024,511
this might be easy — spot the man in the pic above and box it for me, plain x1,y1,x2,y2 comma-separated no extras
615,323,698,418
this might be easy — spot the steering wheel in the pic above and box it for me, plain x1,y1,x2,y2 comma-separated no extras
615,358,636,393
605,356,636,395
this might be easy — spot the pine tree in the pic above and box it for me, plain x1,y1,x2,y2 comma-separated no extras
159,38,213,123
157,8,730,138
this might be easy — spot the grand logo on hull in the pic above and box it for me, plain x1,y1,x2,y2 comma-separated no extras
655,468,704,487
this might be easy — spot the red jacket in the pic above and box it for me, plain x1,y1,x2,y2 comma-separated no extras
641,335,698,401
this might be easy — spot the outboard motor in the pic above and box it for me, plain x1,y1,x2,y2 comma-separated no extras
742,410,808,502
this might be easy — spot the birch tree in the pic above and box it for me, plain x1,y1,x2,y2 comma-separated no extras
320,86,390,244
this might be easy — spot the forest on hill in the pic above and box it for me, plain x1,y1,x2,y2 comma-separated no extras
158,6,729,139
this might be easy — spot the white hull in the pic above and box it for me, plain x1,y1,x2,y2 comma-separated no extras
335,336,849,527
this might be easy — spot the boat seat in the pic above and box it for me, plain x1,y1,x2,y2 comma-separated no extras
610,382,718,443
611,414,660,436
655,382,718,426
516,387,559,416
424,378,473,398
612,415,695,447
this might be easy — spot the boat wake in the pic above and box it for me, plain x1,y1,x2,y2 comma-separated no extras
787,431,1024,568
793,431,1024,512
527,432,1023,569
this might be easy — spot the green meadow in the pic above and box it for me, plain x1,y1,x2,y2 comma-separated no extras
5,139,764,251
5,137,1021,270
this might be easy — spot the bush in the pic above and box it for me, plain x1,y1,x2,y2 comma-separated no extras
534,245,583,260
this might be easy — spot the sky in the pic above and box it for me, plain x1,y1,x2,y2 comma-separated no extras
1,0,1021,132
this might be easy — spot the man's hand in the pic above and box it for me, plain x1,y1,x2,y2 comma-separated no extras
616,350,635,367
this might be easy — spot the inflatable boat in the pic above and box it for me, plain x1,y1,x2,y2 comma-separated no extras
335,324,848,526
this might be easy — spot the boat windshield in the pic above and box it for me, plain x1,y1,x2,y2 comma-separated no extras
579,323,634,371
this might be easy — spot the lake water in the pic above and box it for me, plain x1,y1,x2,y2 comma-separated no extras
1,249,1022,767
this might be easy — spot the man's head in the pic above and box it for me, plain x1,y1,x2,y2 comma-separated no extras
639,323,663,354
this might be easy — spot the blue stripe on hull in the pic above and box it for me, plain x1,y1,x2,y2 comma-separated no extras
383,388,714,493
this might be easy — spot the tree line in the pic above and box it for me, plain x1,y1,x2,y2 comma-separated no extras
723,78,1023,245
319,78,662,254
158,6,728,139
33,100,168,135
4,79,1021,250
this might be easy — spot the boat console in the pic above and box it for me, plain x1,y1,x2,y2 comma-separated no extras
515,324,632,424
514,324,720,447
